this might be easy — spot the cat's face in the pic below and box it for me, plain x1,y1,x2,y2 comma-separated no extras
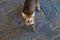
22,12,35,25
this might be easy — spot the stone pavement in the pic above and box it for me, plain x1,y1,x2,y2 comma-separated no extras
0,0,60,40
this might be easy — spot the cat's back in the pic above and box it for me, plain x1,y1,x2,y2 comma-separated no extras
23,0,36,16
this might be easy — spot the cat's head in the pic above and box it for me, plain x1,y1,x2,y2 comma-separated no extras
22,12,34,25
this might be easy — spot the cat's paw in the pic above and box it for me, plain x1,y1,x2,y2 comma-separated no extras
32,25,36,32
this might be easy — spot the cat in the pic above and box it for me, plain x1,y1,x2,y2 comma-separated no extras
22,0,40,32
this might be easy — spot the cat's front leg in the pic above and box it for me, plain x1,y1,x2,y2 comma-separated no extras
30,12,36,32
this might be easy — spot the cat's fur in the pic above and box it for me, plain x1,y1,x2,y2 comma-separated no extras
21,0,40,32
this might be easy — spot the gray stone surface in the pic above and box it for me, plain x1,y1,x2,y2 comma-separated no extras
0,0,60,40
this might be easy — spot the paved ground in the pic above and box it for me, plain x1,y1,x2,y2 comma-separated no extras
0,0,60,40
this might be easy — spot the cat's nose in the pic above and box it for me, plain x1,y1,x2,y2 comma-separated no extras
28,20,30,23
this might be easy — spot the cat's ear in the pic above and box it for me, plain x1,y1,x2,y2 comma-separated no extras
21,12,27,19
31,12,35,17
22,12,26,17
